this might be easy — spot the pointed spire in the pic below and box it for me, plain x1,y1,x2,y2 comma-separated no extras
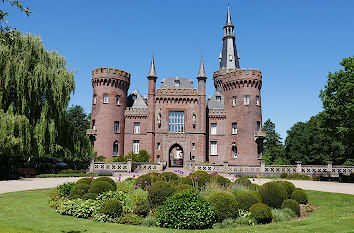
147,54,157,78
226,5,232,25
197,55,207,78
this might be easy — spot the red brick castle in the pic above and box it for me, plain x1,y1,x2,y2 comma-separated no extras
88,7,265,167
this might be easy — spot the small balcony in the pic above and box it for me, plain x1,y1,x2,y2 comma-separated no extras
254,131,266,141
86,129,98,136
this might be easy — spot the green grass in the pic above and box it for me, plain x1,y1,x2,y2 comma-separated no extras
0,189,353,233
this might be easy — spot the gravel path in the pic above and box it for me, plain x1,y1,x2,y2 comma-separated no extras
1,173,353,195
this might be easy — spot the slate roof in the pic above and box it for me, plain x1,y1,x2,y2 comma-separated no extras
160,77,194,89
127,89,148,108
207,90,225,109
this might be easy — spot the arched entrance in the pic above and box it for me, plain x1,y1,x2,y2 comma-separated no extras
169,144,183,167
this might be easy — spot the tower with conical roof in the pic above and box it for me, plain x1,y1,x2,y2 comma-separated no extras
212,6,265,165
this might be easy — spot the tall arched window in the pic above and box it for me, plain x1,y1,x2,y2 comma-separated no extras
232,142,237,159
113,141,119,156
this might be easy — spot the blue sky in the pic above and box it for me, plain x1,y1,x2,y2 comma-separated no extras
5,0,354,140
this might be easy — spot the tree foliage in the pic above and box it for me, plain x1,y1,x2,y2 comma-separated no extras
262,119,286,164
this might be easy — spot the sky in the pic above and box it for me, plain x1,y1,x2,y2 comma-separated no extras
4,0,354,140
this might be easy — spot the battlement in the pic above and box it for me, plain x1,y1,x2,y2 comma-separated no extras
156,88,198,95
92,67,131,80
125,107,148,118
213,68,262,79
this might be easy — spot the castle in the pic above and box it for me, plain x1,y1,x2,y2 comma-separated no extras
88,7,265,167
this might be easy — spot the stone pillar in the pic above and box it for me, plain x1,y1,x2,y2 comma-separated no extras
327,161,333,174
223,161,229,173
260,160,265,173
127,158,132,172
89,158,94,173
296,161,302,173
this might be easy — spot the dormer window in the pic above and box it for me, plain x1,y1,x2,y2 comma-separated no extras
216,96,221,101
174,80,180,87
131,94,136,101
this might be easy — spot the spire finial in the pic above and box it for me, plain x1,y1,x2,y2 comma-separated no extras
226,4,232,25
147,52,157,78
197,52,207,78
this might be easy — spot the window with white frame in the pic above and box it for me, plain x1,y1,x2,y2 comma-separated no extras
116,95,120,105
256,96,260,106
103,94,109,104
210,141,217,155
232,122,238,134
257,121,261,131
133,140,139,154
168,111,184,133
157,142,161,150
134,122,140,134
114,121,119,133
244,95,249,105
211,123,217,135
232,96,237,106
93,95,97,105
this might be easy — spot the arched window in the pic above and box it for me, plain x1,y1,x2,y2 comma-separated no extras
232,142,237,159
113,141,119,156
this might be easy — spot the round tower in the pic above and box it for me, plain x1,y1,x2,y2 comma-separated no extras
90,67,130,160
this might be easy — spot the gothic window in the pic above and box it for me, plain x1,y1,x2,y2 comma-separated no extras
210,141,217,155
157,142,161,150
232,143,237,159
134,122,140,134
103,94,109,104
93,95,97,105
232,96,237,106
168,111,184,133
232,122,238,134
256,96,260,106
113,141,118,156
244,95,249,105
133,140,139,154
116,95,120,105
211,123,217,135
114,121,119,133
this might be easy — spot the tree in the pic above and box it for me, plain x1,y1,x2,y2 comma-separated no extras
319,56,354,164
262,119,286,164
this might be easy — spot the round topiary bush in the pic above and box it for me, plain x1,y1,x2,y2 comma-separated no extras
100,199,123,218
89,181,114,195
281,199,300,216
280,181,296,197
235,192,260,211
157,191,216,229
291,190,308,204
234,177,251,187
249,183,260,191
280,173,288,178
159,172,179,181
190,171,212,187
212,174,232,187
82,193,98,200
91,177,116,190
175,184,194,194
249,203,272,224
69,183,90,199
148,181,175,207
76,177,93,186
258,182,287,208
208,192,238,221
168,178,181,187
136,172,162,189
250,191,262,202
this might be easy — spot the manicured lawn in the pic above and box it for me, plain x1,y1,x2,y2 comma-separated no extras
0,189,353,233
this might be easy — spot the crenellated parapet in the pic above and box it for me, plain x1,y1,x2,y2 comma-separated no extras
155,96,198,104
156,88,198,95
208,108,227,119
213,68,262,91
92,67,131,89
125,107,148,119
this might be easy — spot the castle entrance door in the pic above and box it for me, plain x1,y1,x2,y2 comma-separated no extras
169,144,183,167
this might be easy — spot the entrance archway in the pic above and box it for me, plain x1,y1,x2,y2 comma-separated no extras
169,144,183,167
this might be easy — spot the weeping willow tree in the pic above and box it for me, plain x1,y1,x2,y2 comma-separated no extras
0,31,83,175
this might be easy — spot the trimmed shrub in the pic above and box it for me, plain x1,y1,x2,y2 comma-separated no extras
183,171,211,187
250,191,262,202
92,177,116,190
100,199,123,218
69,183,90,199
212,174,232,187
208,192,238,221
134,199,150,217
168,178,181,187
157,191,216,229
136,172,162,189
56,182,76,197
76,177,93,186
82,193,98,200
175,184,194,194
116,213,144,225
234,177,251,186
89,181,114,195
159,172,179,182
280,181,296,197
148,181,175,207
271,208,296,222
249,203,272,224
258,182,287,208
235,192,260,211
291,190,308,204
249,183,260,191
281,199,300,216
280,173,288,178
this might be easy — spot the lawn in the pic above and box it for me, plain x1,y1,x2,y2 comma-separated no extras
0,189,353,233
